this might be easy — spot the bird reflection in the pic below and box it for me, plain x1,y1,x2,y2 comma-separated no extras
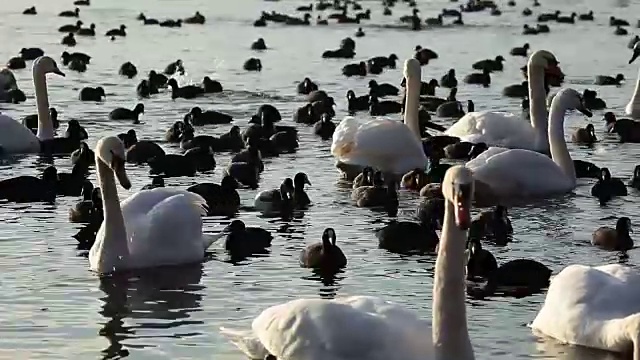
534,335,625,360
97,264,205,359
301,268,345,299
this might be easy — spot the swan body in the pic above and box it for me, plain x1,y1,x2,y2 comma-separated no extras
445,50,558,152
531,264,640,357
220,165,476,360
89,136,219,274
0,57,64,153
331,59,427,178
466,88,588,200
221,296,434,360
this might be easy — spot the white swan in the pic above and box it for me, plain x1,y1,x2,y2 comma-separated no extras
531,264,640,359
445,50,559,152
219,165,475,360
626,42,640,119
465,88,589,201
331,58,427,179
0,56,64,154
89,136,219,274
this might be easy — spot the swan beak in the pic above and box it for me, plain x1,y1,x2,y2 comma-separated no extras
454,183,472,230
112,156,131,190
53,68,66,77
630,51,640,64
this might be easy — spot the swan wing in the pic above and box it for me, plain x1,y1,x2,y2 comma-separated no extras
123,189,209,267
219,327,270,359
251,296,432,360
0,114,40,153
445,111,539,150
531,264,640,353
331,116,427,175
466,148,571,197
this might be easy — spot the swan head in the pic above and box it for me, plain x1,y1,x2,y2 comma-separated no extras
33,56,65,77
551,88,593,117
403,58,421,80
630,42,640,64
96,136,131,190
442,165,474,230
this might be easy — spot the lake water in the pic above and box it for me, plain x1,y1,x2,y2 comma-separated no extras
0,0,639,358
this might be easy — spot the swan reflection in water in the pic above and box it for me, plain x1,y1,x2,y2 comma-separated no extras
98,264,205,358
534,331,627,360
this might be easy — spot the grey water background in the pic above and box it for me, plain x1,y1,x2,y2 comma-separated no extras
0,0,639,358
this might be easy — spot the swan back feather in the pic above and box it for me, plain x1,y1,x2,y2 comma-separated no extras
0,114,39,153
445,111,539,150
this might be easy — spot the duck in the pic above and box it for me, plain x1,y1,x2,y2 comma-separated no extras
71,141,95,167
61,33,77,46
147,151,200,178
445,50,559,152
414,45,439,65
346,90,369,113
468,205,512,245
88,136,220,273
141,177,164,190
472,56,505,72
437,99,473,119
595,73,624,86
243,58,262,71
556,12,576,24
466,237,552,297
510,43,530,57
109,103,144,122
59,8,80,17
351,171,398,210
68,58,87,72
22,107,59,133
592,217,633,251
118,62,137,78
502,81,528,98
342,61,366,77
369,95,402,116
74,0,90,5
579,11,594,21
23,6,36,15
125,137,166,165
297,77,318,95
6,57,25,70
187,176,240,216
0,166,58,203
368,54,398,69
332,59,427,180
536,24,550,33
292,172,312,209
463,68,491,86
69,182,100,223
105,24,126,37
610,16,629,26
189,106,232,125
591,168,628,205
164,59,184,75
466,88,591,204
299,228,347,271
314,114,336,140
368,80,399,97
77,23,96,36
65,120,88,141
184,11,206,24
352,166,374,189
136,79,158,98
583,89,607,110
522,24,538,35
572,124,597,145
160,19,182,27
147,70,168,89
401,168,430,191
165,118,188,143
61,51,90,65
574,159,601,179
222,220,272,258
355,27,365,37
531,263,640,358
56,163,90,197
167,78,205,99
440,69,457,88
316,16,328,25
254,178,295,215
79,86,105,101
604,112,640,142
59,20,83,33
202,76,223,93
376,210,439,254
425,14,443,26
220,165,476,360
138,13,160,25
224,160,260,190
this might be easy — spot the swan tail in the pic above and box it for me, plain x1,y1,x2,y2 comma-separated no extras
202,232,225,250
219,326,269,359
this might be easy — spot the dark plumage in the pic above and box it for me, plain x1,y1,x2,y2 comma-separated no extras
314,114,336,140
251,38,267,50
109,103,144,122
243,58,262,71
79,86,105,101
342,61,366,77
0,167,58,203
23,107,59,133
300,228,347,271
167,78,205,99
202,77,223,93
105,24,126,37
368,80,399,97
591,167,628,205
119,61,137,78
189,106,232,125
468,206,513,245
187,176,240,216
592,217,633,251
223,220,272,258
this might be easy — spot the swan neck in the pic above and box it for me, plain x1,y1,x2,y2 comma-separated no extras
404,74,421,141
33,66,54,141
548,99,575,182
433,199,474,360
630,66,640,109
94,156,129,272
528,65,548,149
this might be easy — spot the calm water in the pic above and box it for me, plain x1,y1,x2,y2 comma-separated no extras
0,0,639,358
